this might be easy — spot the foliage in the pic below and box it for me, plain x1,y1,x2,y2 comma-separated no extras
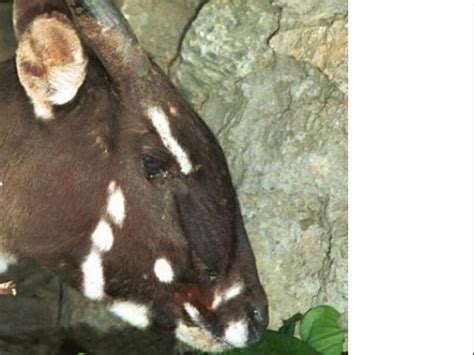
218,330,319,355
79,306,347,355
300,306,346,355
201,305,347,355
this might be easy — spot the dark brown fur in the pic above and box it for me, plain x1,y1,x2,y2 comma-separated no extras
0,0,268,351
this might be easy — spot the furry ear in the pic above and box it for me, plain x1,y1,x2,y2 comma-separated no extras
15,10,87,120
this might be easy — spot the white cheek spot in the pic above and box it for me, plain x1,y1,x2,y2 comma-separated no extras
224,319,249,348
81,250,104,300
106,181,126,227
109,301,150,328
212,283,244,309
91,219,114,252
154,258,174,283
0,252,17,274
147,107,193,175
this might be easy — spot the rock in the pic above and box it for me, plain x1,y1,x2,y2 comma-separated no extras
119,0,205,69
167,0,348,328
270,0,348,94
169,0,280,107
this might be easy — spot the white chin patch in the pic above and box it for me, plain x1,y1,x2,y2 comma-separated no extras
224,319,249,348
175,321,231,353
109,301,150,329
153,258,174,283
0,252,17,274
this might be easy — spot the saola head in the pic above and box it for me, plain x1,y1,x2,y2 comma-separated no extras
10,0,268,351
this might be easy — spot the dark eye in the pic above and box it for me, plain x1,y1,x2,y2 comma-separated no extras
142,155,169,179
207,269,219,282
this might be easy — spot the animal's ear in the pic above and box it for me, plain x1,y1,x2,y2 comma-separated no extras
14,0,88,120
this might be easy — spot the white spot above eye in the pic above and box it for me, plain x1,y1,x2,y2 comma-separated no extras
224,319,249,348
109,301,150,328
154,258,174,283
212,283,244,309
147,107,193,175
0,252,17,274
91,219,114,252
107,181,126,227
81,249,105,300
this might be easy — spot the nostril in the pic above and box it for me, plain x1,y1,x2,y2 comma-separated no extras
248,308,262,323
246,306,268,345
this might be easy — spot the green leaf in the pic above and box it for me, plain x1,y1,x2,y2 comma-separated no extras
300,306,345,355
278,313,303,336
201,330,319,355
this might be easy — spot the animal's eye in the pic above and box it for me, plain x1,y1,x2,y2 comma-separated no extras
207,269,219,282
142,155,169,179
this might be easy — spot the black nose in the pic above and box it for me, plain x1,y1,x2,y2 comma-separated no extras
247,304,269,345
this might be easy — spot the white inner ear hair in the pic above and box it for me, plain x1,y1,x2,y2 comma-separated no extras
16,13,88,120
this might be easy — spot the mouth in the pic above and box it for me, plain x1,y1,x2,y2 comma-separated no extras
174,301,241,352
175,319,234,353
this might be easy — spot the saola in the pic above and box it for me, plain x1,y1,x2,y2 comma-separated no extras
0,0,268,351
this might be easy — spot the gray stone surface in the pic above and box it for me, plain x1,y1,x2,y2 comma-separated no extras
0,0,347,351
161,0,348,329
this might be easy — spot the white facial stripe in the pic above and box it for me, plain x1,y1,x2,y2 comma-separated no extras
147,107,193,175
106,181,126,227
212,283,244,309
154,258,174,283
91,219,114,252
81,249,105,300
176,321,230,353
109,301,150,329
0,252,17,274
47,53,87,105
184,302,202,324
224,319,249,348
